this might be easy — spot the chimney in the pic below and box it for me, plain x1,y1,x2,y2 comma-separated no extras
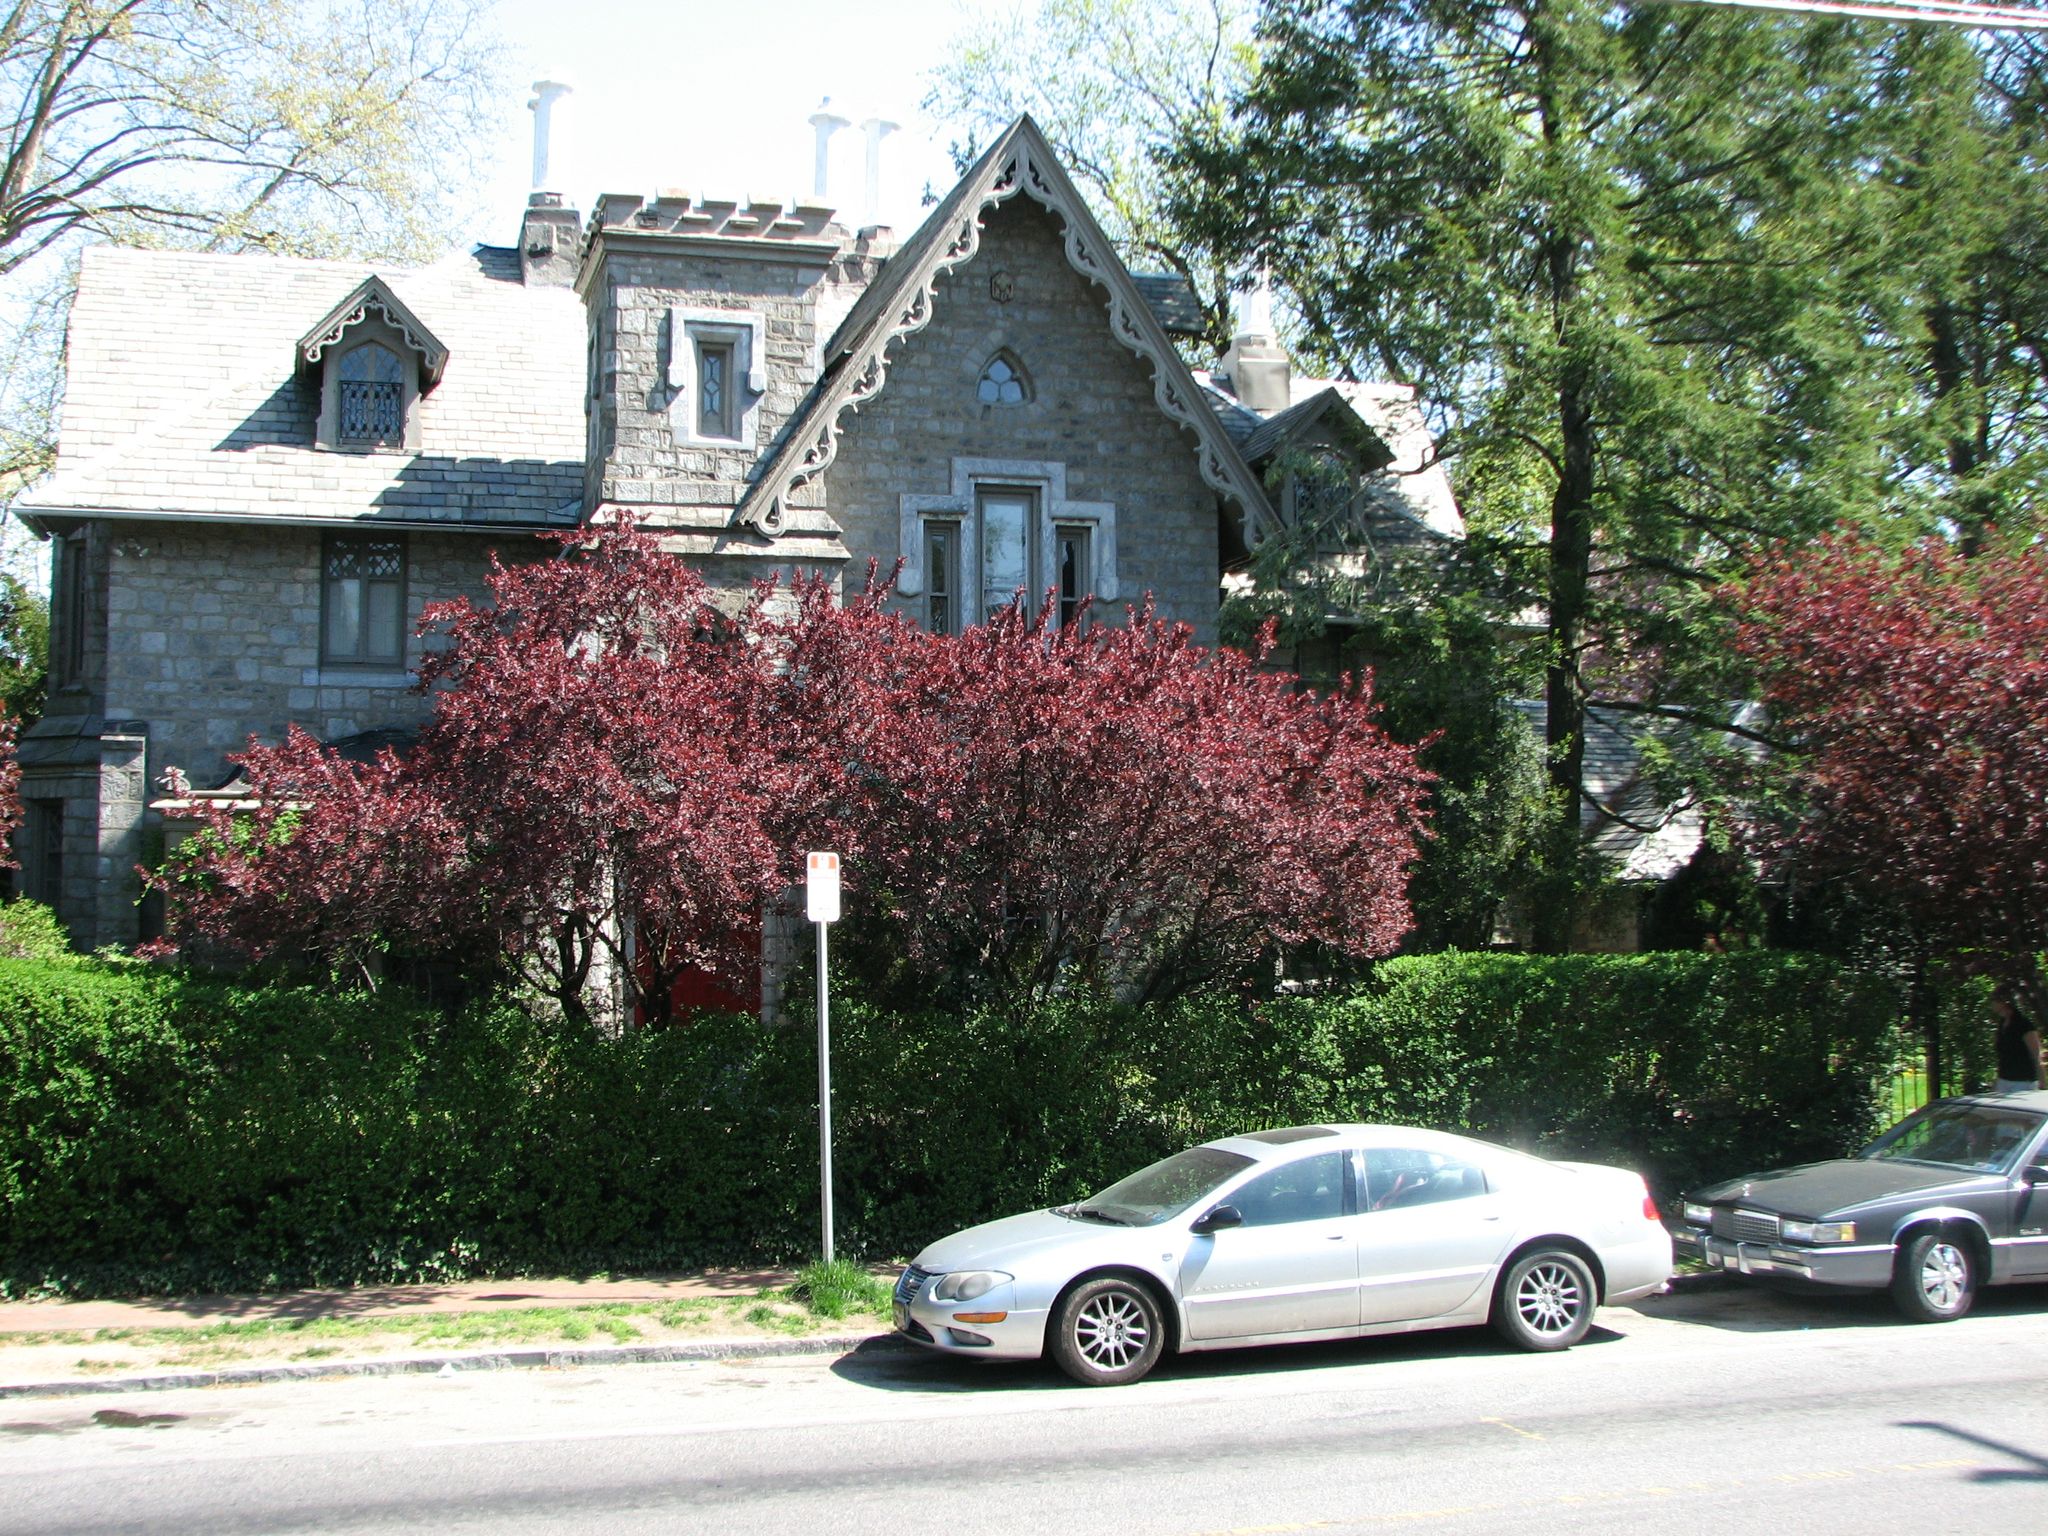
1221,267,1291,414
520,80,580,287
808,98,851,202
860,114,899,231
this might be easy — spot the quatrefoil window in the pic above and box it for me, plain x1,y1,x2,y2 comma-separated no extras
977,352,1031,406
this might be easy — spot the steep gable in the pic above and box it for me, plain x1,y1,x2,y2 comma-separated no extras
736,116,1276,546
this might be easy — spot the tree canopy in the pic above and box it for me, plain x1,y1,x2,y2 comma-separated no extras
1169,1,2048,943
0,0,503,492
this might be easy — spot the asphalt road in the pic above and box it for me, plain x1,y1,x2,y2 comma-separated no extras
4,1281,2045,1535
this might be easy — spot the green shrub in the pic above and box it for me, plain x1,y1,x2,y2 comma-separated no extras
0,950,1901,1296
0,899,74,961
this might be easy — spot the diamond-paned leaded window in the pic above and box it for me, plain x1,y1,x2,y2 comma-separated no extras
322,534,406,666
697,338,734,437
337,343,404,445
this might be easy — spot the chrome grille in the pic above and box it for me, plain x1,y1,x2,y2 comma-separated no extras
895,1265,932,1303
1732,1209,1779,1243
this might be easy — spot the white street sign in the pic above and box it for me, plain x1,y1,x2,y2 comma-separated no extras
806,850,841,924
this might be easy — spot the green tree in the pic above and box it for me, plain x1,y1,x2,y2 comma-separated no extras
0,0,503,487
1174,0,1939,947
926,0,1255,347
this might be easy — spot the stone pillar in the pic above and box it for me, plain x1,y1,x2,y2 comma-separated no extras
93,726,148,950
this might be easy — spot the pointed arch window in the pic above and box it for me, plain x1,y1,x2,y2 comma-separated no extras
976,351,1031,406
338,342,405,446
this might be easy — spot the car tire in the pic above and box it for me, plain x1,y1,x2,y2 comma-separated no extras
1049,1275,1165,1386
1492,1248,1596,1352
1891,1231,1976,1323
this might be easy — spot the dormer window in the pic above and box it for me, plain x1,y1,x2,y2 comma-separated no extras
297,276,448,454
338,343,405,446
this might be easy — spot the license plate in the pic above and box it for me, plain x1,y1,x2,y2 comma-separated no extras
892,1300,908,1332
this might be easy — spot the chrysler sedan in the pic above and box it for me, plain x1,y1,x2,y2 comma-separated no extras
1674,1091,2048,1322
892,1123,1673,1385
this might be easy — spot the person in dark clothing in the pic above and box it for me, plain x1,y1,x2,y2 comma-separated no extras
1991,988,2045,1094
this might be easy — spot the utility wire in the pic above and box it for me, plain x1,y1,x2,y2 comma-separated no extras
1671,0,2048,29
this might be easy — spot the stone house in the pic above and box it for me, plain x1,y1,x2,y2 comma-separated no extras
10,114,1457,950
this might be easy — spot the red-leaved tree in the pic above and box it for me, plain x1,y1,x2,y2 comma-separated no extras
156,525,1433,1017
765,578,1433,1006
0,712,19,869
1731,535,2048,1070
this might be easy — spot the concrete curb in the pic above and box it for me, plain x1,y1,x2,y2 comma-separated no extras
0,1330,909,1402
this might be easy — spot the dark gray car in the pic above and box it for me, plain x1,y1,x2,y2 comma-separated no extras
1673,1091,2048,1322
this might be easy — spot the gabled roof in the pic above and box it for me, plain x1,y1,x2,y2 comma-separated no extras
1236,387,1395,473
735,115,1279,542
297,275,450,390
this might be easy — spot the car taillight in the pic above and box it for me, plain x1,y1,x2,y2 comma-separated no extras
1639,1179,1660,1222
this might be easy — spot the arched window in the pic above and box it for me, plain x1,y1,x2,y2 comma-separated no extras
337,342,405,445
976,351,1030,406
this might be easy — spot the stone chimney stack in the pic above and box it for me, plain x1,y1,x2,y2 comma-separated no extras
1221,268,1292,414
521,79,581,287
809,98,851,202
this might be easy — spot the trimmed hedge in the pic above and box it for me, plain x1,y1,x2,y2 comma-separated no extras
0,950,1900,1297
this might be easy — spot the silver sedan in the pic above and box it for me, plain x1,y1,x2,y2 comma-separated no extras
893,1123,1674,1385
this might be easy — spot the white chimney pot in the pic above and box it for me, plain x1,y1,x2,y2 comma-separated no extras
529,79,574,195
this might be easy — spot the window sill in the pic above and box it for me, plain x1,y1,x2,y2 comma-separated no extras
312,668,413,689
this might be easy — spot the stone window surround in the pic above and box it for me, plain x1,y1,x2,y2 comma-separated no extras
314,315,425,453
667,306,766,448
898,457,1117,621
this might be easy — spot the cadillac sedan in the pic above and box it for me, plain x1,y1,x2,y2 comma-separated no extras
892,1123,1674,1385
1674,1091,2048,1322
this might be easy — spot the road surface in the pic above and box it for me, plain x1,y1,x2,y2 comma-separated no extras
4,1281,2044,1533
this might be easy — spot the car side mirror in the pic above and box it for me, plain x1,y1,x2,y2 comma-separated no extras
1192,1204,1243,1235
2025,1161,2048,1186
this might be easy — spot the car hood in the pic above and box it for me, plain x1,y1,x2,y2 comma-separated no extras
1689,1158,1987,1217
912,1206,1157,1274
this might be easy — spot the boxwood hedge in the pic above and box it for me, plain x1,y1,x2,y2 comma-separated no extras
0,949,1900,1297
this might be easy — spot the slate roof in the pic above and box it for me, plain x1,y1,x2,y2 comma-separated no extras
18,244,587,532
1512,700,1704,883
1131,272,1208,338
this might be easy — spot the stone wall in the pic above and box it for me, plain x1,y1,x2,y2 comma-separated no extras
587,245,830,520
101,521,519,792
826,197,1223,642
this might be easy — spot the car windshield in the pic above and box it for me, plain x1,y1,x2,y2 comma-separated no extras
1064,1147,1255,1227
1861,1100,2045,1175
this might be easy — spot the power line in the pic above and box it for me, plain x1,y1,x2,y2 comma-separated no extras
1671,0,2048,29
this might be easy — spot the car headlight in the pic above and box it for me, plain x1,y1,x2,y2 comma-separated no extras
1779,1219,1856,1244
1682,1202,1713,1227
929,1270,1012,1303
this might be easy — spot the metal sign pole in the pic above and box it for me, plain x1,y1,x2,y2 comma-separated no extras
816,913,833,1265
805,851,841,1267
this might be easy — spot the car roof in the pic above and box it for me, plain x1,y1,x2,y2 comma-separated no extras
1932,1091,2048,1115
1204,1124,1492,1160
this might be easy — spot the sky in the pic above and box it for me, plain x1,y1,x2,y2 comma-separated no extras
467,0,1001,249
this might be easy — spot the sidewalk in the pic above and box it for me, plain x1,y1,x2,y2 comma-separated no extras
0,1269,901,1401
0,1268,806,1335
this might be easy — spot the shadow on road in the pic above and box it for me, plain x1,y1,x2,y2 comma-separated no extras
1624,1280,2048,1335
1898,1419,2048,1484
832,1319,1626,1396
